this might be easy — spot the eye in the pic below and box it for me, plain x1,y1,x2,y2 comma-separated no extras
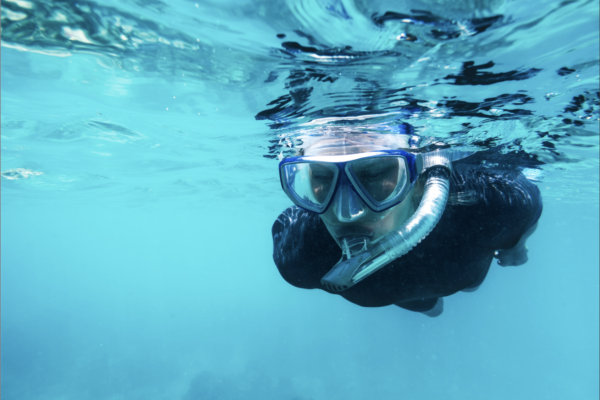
310,165,334,180
350,157,405,202
357,167,387,180
354,158,397,180
308,163,337,204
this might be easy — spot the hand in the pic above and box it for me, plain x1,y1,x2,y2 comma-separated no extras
495,246,529,267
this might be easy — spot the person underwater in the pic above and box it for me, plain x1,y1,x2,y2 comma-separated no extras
271,128,543,317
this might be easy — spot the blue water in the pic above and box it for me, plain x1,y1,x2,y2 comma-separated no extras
1,0,599,399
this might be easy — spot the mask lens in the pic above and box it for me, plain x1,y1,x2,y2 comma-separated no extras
281,162,338,211
348,156,408,204
309,163,337,204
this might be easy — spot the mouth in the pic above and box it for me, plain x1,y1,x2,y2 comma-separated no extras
332,226,374,241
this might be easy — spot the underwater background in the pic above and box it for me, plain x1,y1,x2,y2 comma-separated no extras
1,0,598,399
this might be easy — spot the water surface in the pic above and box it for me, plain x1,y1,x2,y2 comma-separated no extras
1,0,598,399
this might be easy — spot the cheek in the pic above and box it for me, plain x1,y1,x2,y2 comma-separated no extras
372,201,414,234
372,210,395,233
319,206,335,223
388,200,415,226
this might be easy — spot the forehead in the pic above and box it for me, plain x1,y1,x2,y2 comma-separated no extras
303,134,410,156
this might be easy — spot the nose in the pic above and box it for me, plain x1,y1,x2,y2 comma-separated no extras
332,179,366,222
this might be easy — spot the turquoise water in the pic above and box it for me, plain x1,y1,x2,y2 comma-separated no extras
1,0,599,399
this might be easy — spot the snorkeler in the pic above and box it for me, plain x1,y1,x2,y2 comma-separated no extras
271,129,542,317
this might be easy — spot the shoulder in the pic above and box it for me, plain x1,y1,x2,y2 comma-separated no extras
450,158,542,212
272,206,321,237
271,206,339,290
445,157,543,249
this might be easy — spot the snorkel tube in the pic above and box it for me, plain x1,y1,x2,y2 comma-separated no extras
321,149,464,292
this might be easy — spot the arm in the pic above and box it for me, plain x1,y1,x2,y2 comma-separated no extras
272,206,340,289
450,164,543,264
495,221,538,266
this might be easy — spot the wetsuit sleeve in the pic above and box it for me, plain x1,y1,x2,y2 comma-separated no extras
272,206,340,289
450,166,543,251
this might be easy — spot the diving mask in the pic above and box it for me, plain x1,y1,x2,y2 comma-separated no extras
278,149,421,215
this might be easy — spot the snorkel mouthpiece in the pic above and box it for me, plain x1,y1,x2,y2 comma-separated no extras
321,166,452,292
321,237,371,292
341,236,369,258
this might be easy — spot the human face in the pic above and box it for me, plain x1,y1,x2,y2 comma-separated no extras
302,137,419,247
319,180,417,247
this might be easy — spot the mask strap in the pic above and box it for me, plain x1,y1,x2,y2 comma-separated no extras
419,148,476,173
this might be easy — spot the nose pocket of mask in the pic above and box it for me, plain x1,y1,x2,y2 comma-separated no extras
333,180,365,222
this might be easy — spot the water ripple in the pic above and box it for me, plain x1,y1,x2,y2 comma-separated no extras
1,0,598,204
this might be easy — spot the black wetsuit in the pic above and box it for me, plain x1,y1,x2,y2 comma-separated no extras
272,160,543,313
